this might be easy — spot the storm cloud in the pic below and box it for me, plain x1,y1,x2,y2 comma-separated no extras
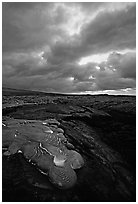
2,2,136,94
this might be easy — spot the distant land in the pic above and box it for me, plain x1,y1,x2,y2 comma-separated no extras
2,87,135,97
2,87,68,96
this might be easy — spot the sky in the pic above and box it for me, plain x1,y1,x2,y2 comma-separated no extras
2,2,136,95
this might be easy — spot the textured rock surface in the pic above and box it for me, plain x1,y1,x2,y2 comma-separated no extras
49,165,77,189
2,94,136,201
3,118,84,189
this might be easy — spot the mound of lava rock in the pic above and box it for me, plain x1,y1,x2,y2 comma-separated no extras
2,118,84,189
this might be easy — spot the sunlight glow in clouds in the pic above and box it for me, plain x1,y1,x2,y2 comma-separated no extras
78,53,109,65
78,49,135,66
68,77,75,81
83,88,136,95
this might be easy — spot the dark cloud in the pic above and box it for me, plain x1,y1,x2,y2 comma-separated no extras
92,51,136,91
95,73,136,91
47,3,136,65
2,2,136,94
3,50,136,93
107,51,136,79
80,4,136,53
2,2,65,52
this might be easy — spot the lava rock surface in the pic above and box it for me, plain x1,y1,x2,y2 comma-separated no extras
3,118,84,189
2,94,136,202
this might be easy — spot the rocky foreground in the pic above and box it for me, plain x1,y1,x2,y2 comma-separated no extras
3,118,84,190
2,95,136,201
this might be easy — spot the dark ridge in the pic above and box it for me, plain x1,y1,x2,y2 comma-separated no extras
2,87,66,96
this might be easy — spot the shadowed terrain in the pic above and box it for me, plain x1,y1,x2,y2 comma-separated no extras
2,88,136,202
